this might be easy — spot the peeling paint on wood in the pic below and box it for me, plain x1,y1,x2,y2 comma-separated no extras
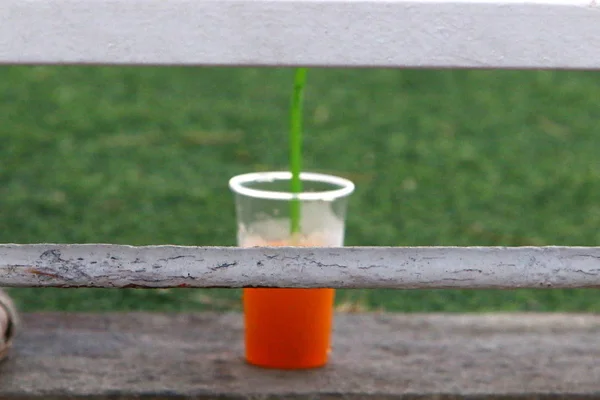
0,244,599,289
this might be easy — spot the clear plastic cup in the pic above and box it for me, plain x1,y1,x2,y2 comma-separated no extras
229,171,355,369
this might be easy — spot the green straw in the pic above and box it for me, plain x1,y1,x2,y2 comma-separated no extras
289,68,307,236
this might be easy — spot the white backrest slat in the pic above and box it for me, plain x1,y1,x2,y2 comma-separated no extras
1,0,599,69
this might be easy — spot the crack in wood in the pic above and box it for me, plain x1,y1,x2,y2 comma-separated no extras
209,262,238,271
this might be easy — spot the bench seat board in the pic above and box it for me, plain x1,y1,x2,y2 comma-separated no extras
1,312,599,398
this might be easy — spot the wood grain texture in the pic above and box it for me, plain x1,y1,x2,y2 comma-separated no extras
1,0,600,68
1,244,599,288
0,312,599,398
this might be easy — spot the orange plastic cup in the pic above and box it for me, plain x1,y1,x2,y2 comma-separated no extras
229,171,355,369
244,287,335,369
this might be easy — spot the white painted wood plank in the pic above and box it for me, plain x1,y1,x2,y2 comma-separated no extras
0,244,598,288
1,0,599,68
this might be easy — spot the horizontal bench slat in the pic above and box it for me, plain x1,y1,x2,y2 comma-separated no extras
1,0,599,69
1,312,599,398
1,244,599,289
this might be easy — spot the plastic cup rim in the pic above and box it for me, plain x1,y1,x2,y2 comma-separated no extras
228,171,355,201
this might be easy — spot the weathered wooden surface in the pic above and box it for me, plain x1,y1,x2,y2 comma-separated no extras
1,244,599,289
0,312,598,399
1,0,600,69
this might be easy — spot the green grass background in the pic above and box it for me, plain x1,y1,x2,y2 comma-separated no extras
1,67,599,312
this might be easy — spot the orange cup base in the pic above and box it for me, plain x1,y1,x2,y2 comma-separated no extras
245,357,328,370
243,287,335,370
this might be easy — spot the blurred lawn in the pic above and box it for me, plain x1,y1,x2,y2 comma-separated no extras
1,67,599,312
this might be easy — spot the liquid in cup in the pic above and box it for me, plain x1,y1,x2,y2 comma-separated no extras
241,235,337,369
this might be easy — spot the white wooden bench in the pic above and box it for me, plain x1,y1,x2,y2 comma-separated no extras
1,0,599,398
